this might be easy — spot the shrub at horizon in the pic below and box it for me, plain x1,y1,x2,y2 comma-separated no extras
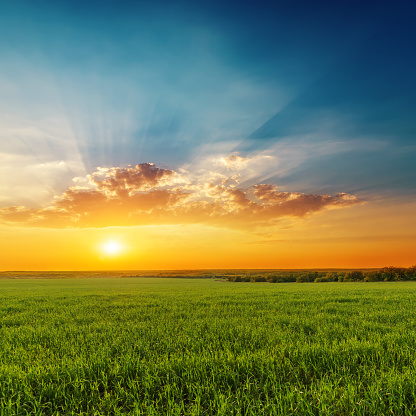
226,266,416,283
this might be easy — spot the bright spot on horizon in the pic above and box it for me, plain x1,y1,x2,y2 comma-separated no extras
101,240,123,256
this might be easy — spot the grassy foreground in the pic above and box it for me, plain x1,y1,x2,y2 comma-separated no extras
1,279,416,415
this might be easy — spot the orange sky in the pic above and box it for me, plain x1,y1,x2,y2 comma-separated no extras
1,162,414,270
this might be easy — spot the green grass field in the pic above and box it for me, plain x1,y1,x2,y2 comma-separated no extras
1,278,416,415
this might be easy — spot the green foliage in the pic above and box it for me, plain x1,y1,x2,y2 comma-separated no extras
225,266,416,284
251,275,267,283
324,272,338,282
1,279,416,415
344,270,364,282
296,274,310,283
364,271,382,282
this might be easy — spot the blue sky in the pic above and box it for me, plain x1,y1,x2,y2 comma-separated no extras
0,0,415,206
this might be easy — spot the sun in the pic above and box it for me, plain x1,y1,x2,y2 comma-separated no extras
101,240,123,256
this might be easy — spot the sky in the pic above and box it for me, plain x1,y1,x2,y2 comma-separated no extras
0,0,415,270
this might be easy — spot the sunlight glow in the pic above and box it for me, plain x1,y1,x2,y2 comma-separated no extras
101,240,123,256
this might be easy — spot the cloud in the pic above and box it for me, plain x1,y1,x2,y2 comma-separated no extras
88,163,182,196
253,184,299,202
0,152,86,207
215,155,249,170
0,160,362,230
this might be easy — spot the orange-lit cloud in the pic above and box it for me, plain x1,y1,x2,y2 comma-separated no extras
89,163,181,196
0,160,361,230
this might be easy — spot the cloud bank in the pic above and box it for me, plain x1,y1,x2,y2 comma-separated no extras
0,158,361,230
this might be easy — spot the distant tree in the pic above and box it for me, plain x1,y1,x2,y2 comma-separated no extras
287,274,297,283
393,273,403,281
381,266,406,281
296,274,310,283
307,271,319,282
364,271,381,282
344,271,364,282
252,275,266,282
405,266,416,280
325,272,338,282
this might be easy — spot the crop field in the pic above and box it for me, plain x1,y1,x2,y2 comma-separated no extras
1,278,416,415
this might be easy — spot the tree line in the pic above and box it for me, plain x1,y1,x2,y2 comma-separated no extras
226,266,416,283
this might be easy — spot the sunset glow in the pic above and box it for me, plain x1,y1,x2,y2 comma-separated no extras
101,241,123,256
0,1,415,270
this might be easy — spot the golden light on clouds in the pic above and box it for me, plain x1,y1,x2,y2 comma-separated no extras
0,158,361,230
0,154,414,270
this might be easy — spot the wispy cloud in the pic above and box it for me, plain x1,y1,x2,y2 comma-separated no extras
0,152,85,207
